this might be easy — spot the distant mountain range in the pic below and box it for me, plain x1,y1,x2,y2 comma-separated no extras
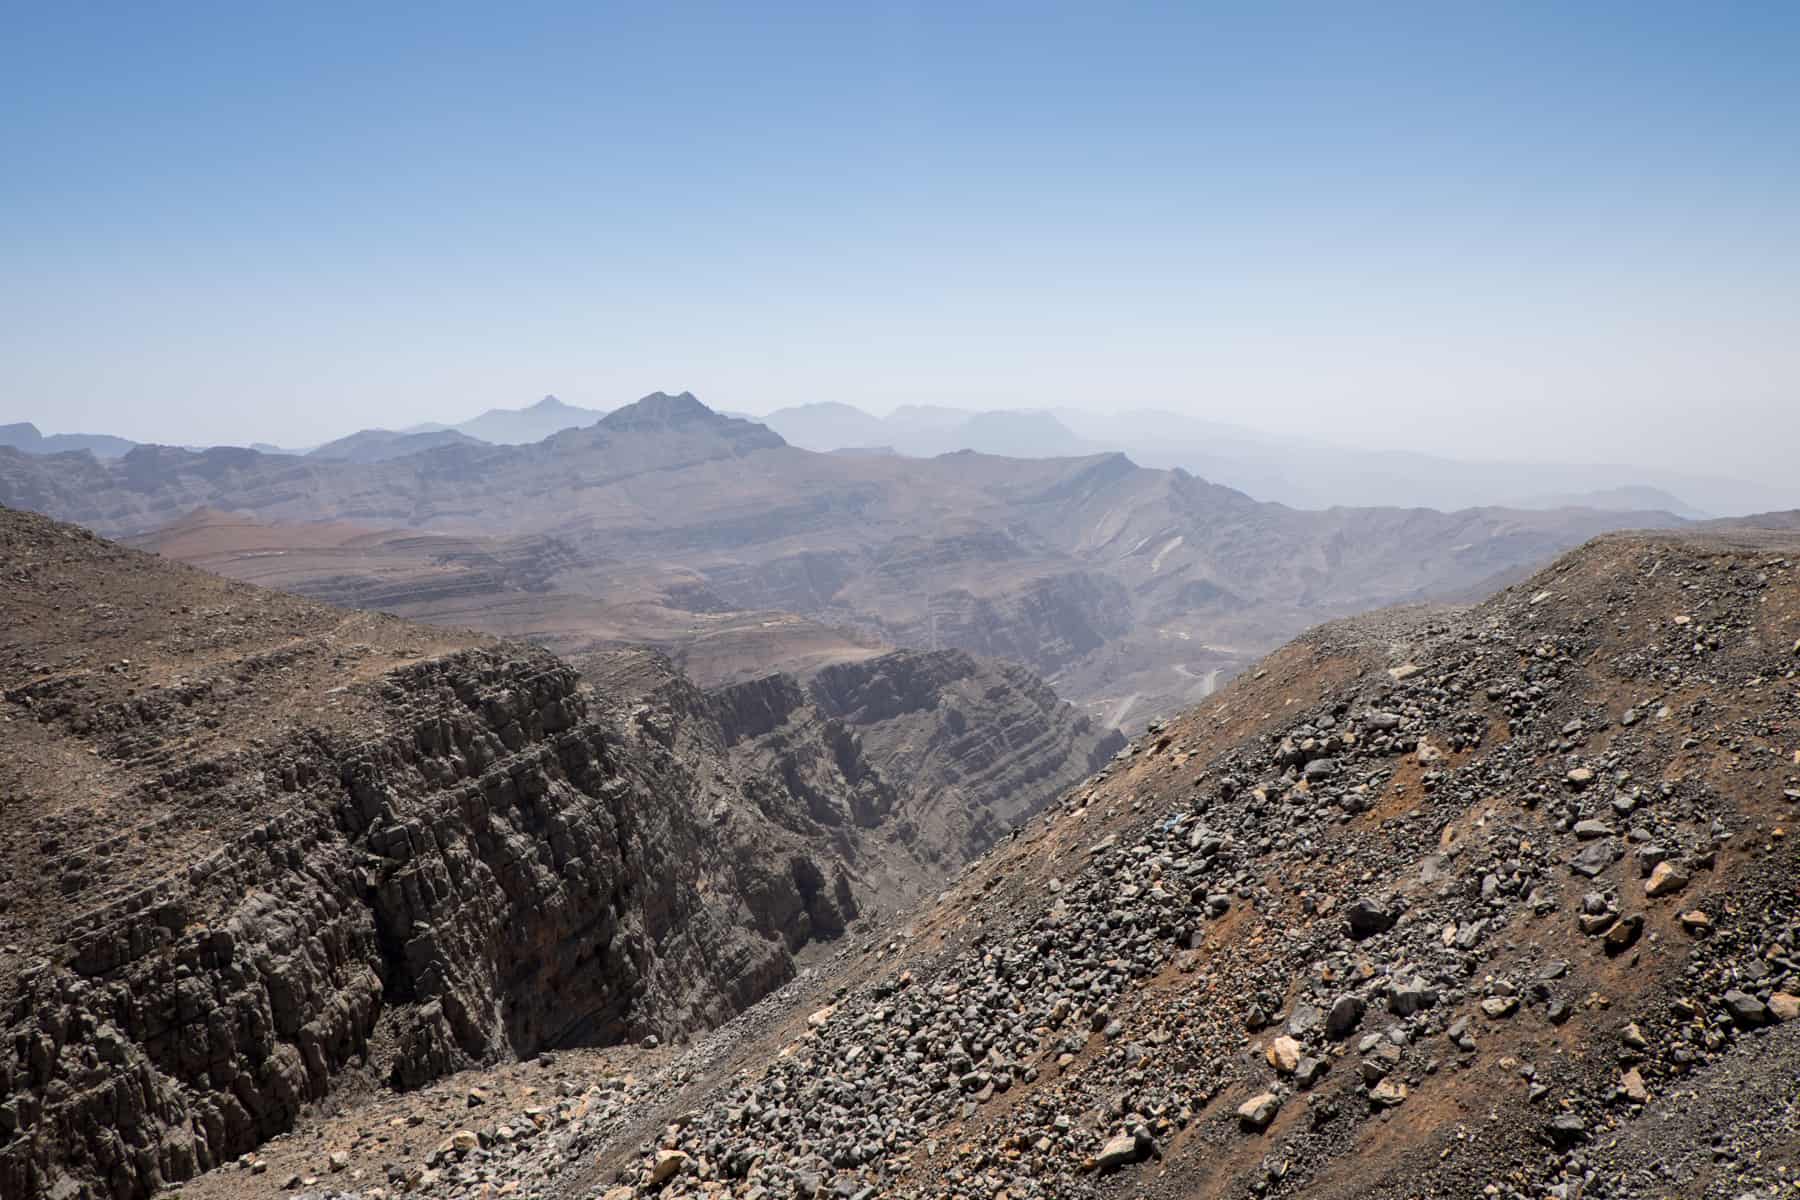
753,402,1796,517
1050,406,1787,516
8,394,1791,517
306,427,487,463
287,394,612,458
1508,484,1710,520
759,401,1091,460
409,393,609,444
0,390,1704,731
0,394,612,463
0,422,137,459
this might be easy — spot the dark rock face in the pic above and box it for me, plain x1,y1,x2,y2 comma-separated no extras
0,509,1125,1200
0,652,807,1199
810,649,1126,865
600,645,1125,923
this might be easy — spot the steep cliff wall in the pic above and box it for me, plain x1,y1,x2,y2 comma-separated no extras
0,649,821,1199
0,507,1120,1200
584,645,1126,919
810,649,1127,864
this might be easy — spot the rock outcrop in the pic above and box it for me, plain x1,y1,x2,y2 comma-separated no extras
809,649,1125,866
583,645,1124,922
0,643,804,1199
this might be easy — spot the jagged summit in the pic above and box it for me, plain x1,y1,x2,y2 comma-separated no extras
597,391,789,448
601,390,714,426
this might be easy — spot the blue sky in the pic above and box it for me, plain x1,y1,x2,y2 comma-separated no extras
2,1,1796,479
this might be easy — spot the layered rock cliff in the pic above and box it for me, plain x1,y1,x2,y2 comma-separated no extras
579,645,1125,922
0,644,796,1199
809,649,1126,866
0,506,1118,1200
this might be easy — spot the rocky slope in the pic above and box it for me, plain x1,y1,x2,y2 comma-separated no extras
0,506,1116,1200
294,524,1799,1200
5,393,1686,732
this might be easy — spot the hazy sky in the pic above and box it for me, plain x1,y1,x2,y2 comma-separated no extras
3,2,1797,480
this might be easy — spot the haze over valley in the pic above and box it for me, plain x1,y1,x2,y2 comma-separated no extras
1,390,1702,733
4,5,1798,1200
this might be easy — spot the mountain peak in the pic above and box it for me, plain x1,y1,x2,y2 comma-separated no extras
449,395,608,445
600,391,715,428
592,392,788,451
0,422,44,448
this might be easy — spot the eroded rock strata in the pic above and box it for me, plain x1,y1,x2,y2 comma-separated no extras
0,507,1117,1200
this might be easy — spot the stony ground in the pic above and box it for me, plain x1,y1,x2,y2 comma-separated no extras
312,528,1792,1200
